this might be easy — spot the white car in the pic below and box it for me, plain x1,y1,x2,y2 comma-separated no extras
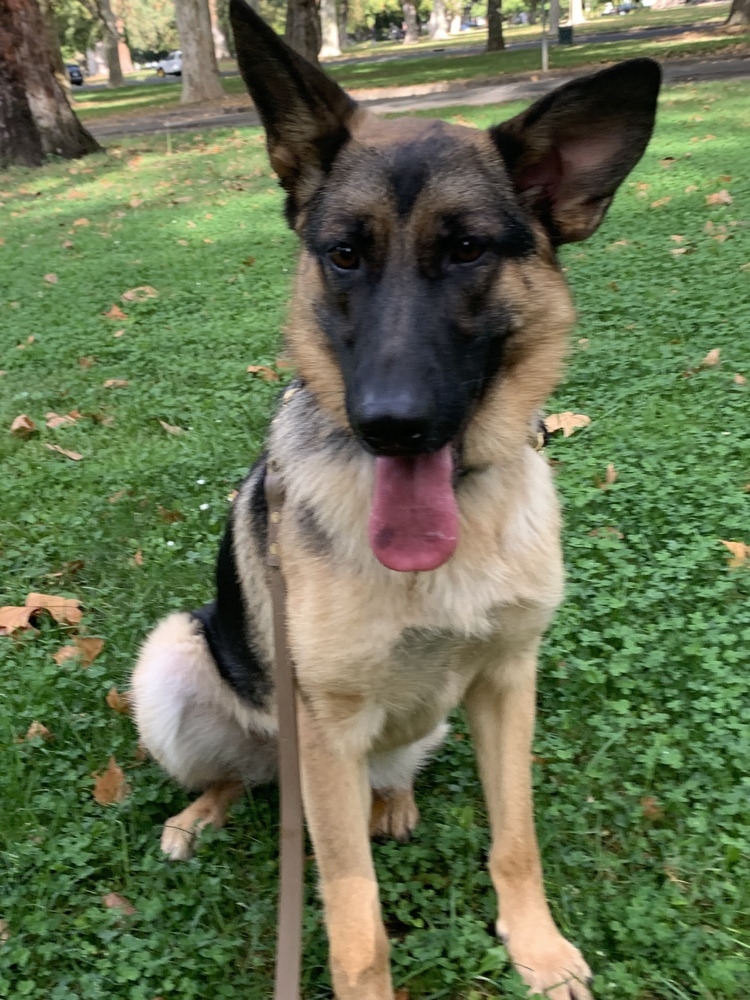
157,51,182,77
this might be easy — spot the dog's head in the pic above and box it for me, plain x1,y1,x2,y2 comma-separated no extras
230,0,660,571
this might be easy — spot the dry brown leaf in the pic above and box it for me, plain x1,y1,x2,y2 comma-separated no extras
395,991,410,1000
103,379,129,389
701,348,721,367
79,355,95,368
605,463,618,485
26,592,82,625
733,373,746,385
588,526,624,540
104,304,128,320
106,686,132,715
92,757,130,805
720,540,749,569
543,412,591,439
132,549,144,566
157,505,184,523
53,645,79,665
650,197,672,209
62,239,74,249
0,918,9,943
113,328,125,338
242,255,256,267
684,185,698,194
158,419,184,435
227,489,238,503
576,338,590,350
0,606,37,634
45,410,79,429
121,285,158,302
108,489,127,503
705,189,732,206
25,721,52,741
102,892,136,915
246,365,279,382
45,443,83,460
10,414,35,438
76,636,104,665
670,234,685,243
44,272,58,284
659,157,675,168
640,796,664,821
47,559,85,579
73,217,89,226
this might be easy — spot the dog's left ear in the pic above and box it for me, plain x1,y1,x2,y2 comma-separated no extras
230,0,356,210
490,59,661,245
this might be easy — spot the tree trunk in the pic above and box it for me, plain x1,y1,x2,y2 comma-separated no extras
208,0,230,59
98,0,123,86
0,0,100,167
337,0,349,49
726,0,750,25
116,16,134,74
175,0,224,103
402,1,419,43
285,0,321,64
568,0,586,25
486,0,504,51
319,0,341,56
430,0,450,40
549,0,560,34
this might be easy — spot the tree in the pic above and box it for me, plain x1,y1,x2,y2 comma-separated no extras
284,0,320,62
208,0,230,57
0,0,100,167
429,0,449,40
99,0,124,84
568,0,585,25
549,0,560,34
402,1,418,42
486,0,504,51
726,0,750,26
319,0,340,56
174,0,224,103
337,0,349,49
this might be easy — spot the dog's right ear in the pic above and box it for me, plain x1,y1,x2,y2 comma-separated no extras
229,0,356,213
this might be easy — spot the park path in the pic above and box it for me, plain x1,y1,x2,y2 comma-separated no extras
88,54,750,140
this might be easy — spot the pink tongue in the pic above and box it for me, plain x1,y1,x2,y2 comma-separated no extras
369,445,459,572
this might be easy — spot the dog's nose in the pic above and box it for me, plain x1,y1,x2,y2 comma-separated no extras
350,391,434,454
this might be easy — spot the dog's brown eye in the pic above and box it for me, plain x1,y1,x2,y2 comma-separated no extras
451,238,485,264
329,245,360,270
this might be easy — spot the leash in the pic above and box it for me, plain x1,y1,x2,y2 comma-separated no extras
265,462,304,1000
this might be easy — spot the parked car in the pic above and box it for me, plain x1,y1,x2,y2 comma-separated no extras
66,64,84,86
156,51,182,77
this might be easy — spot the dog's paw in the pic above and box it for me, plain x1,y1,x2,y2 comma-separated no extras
369,787,419,843
499,921,592,1000
160,817,197,861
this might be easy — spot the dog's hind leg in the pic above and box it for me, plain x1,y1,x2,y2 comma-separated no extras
131,612,277,861
367,723,447,842
465,648,592,1000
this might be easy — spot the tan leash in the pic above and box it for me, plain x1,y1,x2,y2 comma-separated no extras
265,462,304,1000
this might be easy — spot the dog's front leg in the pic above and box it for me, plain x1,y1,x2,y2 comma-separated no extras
298,700,393,1000
465,656,592,1000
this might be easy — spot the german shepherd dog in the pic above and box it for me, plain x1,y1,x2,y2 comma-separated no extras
132,3,660,996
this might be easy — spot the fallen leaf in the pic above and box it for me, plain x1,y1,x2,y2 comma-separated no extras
705,189,732,206
132,549,143,566
157,505,184,523
543,412,591,439
670,247,691,256
113,328,125,338
0,919,8,943
670,235,685,243
45,411,79,429
588,526,624,540
733,373,746,385
79,355,95,368
25,721,52,741
92,757,130,805
47,559,85,578
0,606,37,634
44,272,58,284
72,217,89,226
177,239,189,246
104,304,128,320
102,892,136,915
577,338,590,350
108,489,127,503
640,796,664,821
242,256,256,267
246,365,279,382
53,645,79,665
103,379,129,389
659,157,676,168
605,463,618,485
395,991,410,1000
62,239,74,249
720,540,749,569
76,636,104,665
26,592,82,625
10,414,35,438
684,185,698,194
158,419,184,435
106,686,131,715
228,489,238,503
121,285,158,302
701,348,721,367
45,443,83,460
650,197,672,209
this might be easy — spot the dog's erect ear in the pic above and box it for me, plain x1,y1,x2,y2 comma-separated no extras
229,0,356,202
490,59,661,245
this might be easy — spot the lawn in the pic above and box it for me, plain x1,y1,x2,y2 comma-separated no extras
1,76,749,999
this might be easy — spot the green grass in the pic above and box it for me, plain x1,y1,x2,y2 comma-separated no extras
1,77,749,999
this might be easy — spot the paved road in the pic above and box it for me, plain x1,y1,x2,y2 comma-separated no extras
88,55,750,140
